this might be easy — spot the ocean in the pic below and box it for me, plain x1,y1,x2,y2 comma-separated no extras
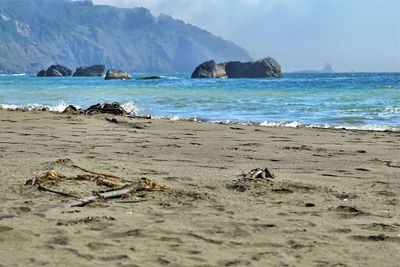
0,73,399,131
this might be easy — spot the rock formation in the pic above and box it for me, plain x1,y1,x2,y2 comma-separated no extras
85,102,127,115
137,76,162,80
36,70,46,77
322,62,334,73
293,62,335,74
36,65,72,77
191,58,282,78
62,105,83,115
191,60,227,78
104,69,132,80
72,65,105,77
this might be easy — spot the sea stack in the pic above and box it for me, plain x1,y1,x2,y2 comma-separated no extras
191,57,283,78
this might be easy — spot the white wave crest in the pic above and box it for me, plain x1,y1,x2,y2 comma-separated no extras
260,120,399,132
0,100,80,112
121,101,138,115
260,120,302,128
378,107,400,116
331,124,400,132
0,73,26,77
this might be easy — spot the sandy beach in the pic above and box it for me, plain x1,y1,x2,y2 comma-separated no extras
0,109,399,266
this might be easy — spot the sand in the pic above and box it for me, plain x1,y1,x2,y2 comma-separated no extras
0,109,399,266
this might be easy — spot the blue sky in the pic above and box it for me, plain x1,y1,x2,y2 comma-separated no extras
93,0,400,72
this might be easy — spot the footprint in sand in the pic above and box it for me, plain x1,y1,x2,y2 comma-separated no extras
327,205,369,219
350,234,400,242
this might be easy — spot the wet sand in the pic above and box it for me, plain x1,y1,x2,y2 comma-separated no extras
0,109,399,266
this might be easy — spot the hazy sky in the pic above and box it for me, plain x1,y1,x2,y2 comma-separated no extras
92,0,400,72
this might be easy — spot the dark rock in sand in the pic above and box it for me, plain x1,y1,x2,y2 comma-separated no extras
63,105,79,114
137,76,162,80
37,65,72,77
191,57,282,78
73,65,105,77
85,102,127,116
104,69,132,80
191,60,227,79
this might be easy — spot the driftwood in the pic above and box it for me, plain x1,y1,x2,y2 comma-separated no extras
33,190,128,212
56,216,115,226
0,214,19,220
63,188,133,207
25,163,173,213
33,187,134,212
38,185,78,198
72,165,120,179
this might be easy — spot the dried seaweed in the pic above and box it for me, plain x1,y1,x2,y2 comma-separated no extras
37,185,78,198
26,170,66,186
133,178,174,192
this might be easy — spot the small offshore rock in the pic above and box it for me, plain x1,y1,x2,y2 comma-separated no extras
191,60,227,78
137,76,161,80
105,69,132,80
36,70,46,77
48,65,72,76
85,102,127,116
73,65,105,77
225,57,282,78
37,65,72,77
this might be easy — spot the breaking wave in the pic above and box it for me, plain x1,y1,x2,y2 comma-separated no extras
0,100,139,114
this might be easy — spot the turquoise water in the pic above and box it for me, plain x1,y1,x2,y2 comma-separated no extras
0,73,399,131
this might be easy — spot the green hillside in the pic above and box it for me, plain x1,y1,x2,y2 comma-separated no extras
0,0,252,74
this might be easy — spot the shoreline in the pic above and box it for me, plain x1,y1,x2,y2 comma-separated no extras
1,107,399,133
0,109,399,266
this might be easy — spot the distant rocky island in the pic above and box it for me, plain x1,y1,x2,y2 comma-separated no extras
37,65,105,77
73,65,105,77
293,63,335,74
36,64,161,80
0,0,251,74
191,58,283,78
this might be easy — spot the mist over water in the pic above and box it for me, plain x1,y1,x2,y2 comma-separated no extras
0,73,399,131
93,0,400,72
